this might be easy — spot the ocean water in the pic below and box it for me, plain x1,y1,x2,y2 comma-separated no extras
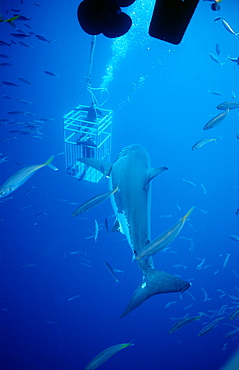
1,1,239,369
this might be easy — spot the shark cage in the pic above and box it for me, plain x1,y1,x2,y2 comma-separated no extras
63,104,112,183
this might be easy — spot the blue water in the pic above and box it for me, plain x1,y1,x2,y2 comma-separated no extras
1,1,239,369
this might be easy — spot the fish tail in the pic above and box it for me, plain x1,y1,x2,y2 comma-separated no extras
183,206,195,222
44,155,58,171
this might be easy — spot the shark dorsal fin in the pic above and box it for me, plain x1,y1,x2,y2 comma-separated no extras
144,167,168,189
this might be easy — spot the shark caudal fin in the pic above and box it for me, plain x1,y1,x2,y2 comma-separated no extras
119,267,191,319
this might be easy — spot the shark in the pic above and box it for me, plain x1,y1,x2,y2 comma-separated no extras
79,144,191,318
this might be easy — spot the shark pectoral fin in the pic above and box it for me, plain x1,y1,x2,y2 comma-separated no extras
144,167,168,189
77,158,112,177
119,269,191,319
112,219,121,232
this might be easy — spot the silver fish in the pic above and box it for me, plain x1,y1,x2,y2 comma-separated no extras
203,110,229,130
0,155,58,198
222,20,239,36
217,102,239,110
192,137,219,150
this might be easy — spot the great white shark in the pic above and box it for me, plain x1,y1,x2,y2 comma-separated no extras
79,144,191,318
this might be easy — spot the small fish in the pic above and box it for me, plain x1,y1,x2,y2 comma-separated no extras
18,41,32,47
0,14,20,23
71,187,118,217
94,219,99,242
192,137,219,150
0,63,12,67
136,207,194,260
202,287,211,302
198,317,224,336
165,301,177,308
0,54,10,58
84,342,134,370
16,99,32,104
19,77,32,85
11,33,30,38
0,41,12,47
183,178,196,186
2,81,18,86
217,101,239,110
15,15,32,21
214,17,222,22
35,34,51,42
216,43,220,55
196,259,205,270
104,261,119,283
223,253,231,269
203,109,229,130
231,91,237,99
67,294,79,301
236,131,239,140
230,235,239,241
8,111,25,115
169,316,201,333
209,53,224,66
225,328,239,338
105,218,109,233
228,306,239,321
200,183,207,196
222,19,239,36
208,89,223,96
0,155,58,198
44,70,58,77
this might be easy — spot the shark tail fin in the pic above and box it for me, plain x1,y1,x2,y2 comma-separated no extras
119,267,191,319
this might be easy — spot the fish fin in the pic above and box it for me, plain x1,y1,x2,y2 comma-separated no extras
112,219,121,233
120,267,191,318
78,158,112,177
44,155,58,171
144,167,168,189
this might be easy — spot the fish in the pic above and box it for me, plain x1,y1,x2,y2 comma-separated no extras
0,40,12,47
84,342,134,370
104,218,109,233
135,207,194,260
209,53,224,66
183,178,196,186
0,54,10,58
223,253,231,269
0,63,12,67
230,235,239,241
18,41,32,47
11,33,30,38
222,19,239,36
94,219,99,242
71,187,118,217
225,328,239,338
208,89,223,96
0,15,20,23
44,70,58,77
0,155,58,198
216,43,220,55
228,306,239,320
192,137,219,150
217,102,239,110
78,144,191,318
198,317,224,336
67,294,79,301
169,316,201,333
104,261,119,283
35,34,51,42
2,81,18,86
214,17,221,22
19,77,32,85
203,109,229,130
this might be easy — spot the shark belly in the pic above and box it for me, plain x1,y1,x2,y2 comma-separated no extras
109,145,151,258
